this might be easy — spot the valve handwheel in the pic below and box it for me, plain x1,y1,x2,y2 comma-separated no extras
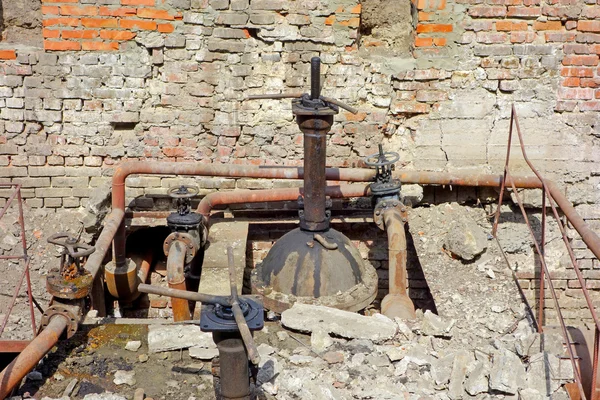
47,232,95,259
168,185,200,199
363,146,400,168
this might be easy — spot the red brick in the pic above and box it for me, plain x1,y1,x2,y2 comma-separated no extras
581,78,600,88
415,37,433,47
561,66,594,77
157,23,174,33
579,101,600,111
60,5,98,16
81,18,118,28
137,8,174,20
477,32,508,43
559,87,594,100
81,41,119,51
99,6,137,17
44,40,81,51
43,28,60,38
0,50,17,60
511,31,536,43
562,54,599,66
42,5,59,14
338,17,360,28
43,17,80,27
122,0,155,5
324,15,335,25
418,12,432,21
468,6,507,17
417,23,453,33
433,37,447,46
534,20,562,30
391,101,430,114
579,20,600,33
100,30,137,40
350,4,361,13
119,19,157,30
163,147,188,157
62,29,99,39
496,20,528,31
545,32,575,42
507,6,541,18
561,77,580,87
42,0,78,3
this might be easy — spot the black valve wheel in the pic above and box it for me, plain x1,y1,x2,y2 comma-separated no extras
363,150,400,168
47,232,95,258
168,185,200,199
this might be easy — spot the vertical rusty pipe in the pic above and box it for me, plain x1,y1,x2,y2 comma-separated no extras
0,316,68,399
166,240,191,321
381,208,415,320
303,128,328,229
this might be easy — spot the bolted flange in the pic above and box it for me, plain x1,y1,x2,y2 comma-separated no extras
373,199,408,230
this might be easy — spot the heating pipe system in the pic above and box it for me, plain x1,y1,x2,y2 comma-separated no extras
4,166,600,396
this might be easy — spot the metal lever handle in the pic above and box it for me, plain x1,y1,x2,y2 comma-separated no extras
245,93,358,115
227,246,260,364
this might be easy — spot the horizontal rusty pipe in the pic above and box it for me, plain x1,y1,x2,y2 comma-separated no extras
111,161,376,267
0,316,69,399
166,240,191,322
381,208,415,320
197,184,371,219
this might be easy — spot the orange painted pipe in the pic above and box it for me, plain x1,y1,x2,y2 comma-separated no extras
0,316,68,399
166,240,191,321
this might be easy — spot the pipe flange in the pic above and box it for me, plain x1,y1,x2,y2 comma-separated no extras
373,199,408,230
163,232,198,264
40,302,82,339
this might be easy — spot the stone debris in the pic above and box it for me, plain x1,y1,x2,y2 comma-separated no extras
62,378,78,397
188,346,219,360
281,303,397,342
310,329,333,353
113,370,136,386
147,324,215,353
419,309,455,338
443,217,488,261
489,348,526,394
125,340,142,352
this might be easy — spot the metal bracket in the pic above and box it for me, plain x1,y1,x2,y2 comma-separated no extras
373,199,408,231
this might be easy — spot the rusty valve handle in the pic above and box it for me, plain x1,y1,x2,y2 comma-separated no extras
245,57,359,115
168,185,199,199
47,232,95,258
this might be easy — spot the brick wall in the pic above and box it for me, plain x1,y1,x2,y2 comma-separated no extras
1,0,600,320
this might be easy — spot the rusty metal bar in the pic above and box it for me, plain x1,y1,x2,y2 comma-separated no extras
593,327,600,400
166,240,191,322
137,283,231,307
507,171,587,399
0,316,69,399
17,188,36,335
0,259,31,336
0,340,30,353
0,184,20,222
227,246,260,365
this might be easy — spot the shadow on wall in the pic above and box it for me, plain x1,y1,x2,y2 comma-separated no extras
0,1,4,42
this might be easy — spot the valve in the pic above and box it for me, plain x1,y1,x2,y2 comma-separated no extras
168,185,199,216
46,232,95,300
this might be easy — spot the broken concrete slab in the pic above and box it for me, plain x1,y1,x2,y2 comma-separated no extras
147,324,215,353
281,303,397,342
489,348,526,394
198,221,249,296
189,346,219,360
113,370,136,386
420,310,455,338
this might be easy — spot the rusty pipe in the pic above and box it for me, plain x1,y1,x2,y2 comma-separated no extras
381,208,416,320
84,208,125,279
111,162,377,266
137,247,153,285
0,316,69,399
197,184,370,219
167,240,191,321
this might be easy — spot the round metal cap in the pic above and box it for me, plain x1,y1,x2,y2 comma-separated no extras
251,228,378,313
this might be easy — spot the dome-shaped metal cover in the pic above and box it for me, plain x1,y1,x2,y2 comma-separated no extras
251,228,378,313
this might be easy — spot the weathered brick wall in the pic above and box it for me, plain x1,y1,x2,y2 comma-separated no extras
0,0,599,319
